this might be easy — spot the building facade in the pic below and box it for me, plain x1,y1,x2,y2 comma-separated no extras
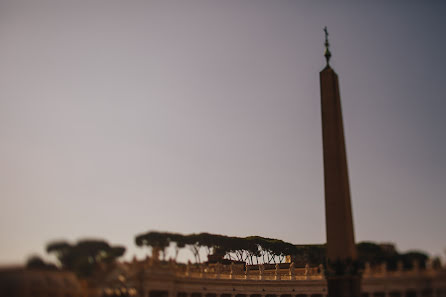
99,260,446,297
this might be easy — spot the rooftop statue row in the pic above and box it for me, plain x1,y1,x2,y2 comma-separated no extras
133,256,439,281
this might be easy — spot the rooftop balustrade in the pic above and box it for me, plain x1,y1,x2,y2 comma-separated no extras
132,258,442,281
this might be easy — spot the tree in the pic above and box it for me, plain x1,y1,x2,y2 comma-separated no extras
46,239,126,278
135,231,173,260
26,255,57,270
184,233,202,263
356,242,429,271
244,237,262,264
168,233,185,260
46,241,74,270
400,251,428,270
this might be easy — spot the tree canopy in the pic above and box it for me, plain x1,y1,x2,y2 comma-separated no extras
135,231,299,264
26,255,58,270
357,241,428,270
46,239,126,278
135,231,430,269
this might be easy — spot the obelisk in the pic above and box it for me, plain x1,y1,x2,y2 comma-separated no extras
320,27,361,297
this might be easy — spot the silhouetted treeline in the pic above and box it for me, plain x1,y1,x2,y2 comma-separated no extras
135,231,296,264
134,231,431,268
292,242,430,270
135,231,432,269
28,232,433,279
44,239,126,277
357,242,429,270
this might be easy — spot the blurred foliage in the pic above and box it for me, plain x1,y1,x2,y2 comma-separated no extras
291,241,429,270
26,255,58,270
357,241,428,270
46,239,126,278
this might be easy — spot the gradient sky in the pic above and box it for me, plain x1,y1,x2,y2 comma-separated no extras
1,1,445,265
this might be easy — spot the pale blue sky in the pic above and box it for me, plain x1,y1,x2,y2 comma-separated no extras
0,1,445,265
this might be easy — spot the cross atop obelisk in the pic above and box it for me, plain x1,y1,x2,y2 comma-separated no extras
320,28,361,297
323,26,332,66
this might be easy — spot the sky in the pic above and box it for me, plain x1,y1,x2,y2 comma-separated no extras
0,1,445,265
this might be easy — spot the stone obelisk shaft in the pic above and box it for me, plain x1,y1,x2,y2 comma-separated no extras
320,66,357,262
320,65,360,297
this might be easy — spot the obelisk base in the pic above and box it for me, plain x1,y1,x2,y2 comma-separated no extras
327,275,361,297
